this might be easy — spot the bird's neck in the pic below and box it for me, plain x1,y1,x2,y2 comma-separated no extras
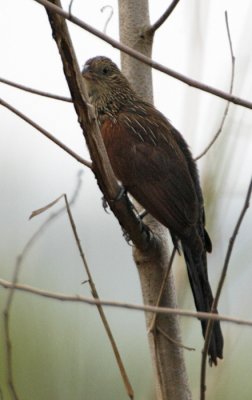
91,88,137,124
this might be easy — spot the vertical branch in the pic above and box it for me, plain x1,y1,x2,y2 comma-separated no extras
118,1,191,399
118,0,153,103
3,285,20,400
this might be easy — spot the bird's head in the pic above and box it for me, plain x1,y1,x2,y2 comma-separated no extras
82,56,135,114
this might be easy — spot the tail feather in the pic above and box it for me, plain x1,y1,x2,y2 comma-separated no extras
182,241,223,365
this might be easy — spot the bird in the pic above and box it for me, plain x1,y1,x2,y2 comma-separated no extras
82,55,224,365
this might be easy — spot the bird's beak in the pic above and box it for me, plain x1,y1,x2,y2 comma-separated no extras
82,64,93,80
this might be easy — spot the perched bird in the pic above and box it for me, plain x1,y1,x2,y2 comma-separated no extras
82,56,223,365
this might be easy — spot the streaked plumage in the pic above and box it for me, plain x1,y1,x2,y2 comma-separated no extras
82,56,223,364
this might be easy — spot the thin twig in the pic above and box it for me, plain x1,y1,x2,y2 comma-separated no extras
148,246,176,333
33,0,252,110
200,177,252,400
101,6,114,34
69,0,74,15
3,314,19,400
148,0,181,34
3,171,83,400
195,11,235,161
2,278,252,327
156,326,195,352
0,77,71,102
0,97,92,169
62,194,134,399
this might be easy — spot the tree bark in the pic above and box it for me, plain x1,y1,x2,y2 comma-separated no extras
118,1,191,399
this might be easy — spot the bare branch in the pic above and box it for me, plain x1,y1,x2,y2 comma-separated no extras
0,77,71,102
30,194,65,219
200,176,252,400
2,278,252,327
195,11,235,161
214,177,252,323
0,97,92,168
3,311,20,400
148,0,181,34
33,0,252,110
63,193,134,399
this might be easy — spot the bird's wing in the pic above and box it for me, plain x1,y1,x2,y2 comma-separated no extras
102,114,199,237
127,141,198,236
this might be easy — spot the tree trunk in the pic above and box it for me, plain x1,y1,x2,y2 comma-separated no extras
118,1,191,399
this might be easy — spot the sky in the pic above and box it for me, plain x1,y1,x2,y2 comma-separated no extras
0,1,252,399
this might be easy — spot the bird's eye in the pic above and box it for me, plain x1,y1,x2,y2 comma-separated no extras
102,67,109,75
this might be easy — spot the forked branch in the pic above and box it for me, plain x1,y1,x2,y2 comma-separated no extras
30,193,134,399
33,0,252,110
148,0,181,35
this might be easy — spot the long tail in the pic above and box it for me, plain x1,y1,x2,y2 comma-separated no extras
182,240,224,365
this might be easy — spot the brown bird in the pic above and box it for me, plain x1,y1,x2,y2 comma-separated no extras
82,56,223,365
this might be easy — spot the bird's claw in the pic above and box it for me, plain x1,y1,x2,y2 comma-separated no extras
113,185,126,202
102,196,110,213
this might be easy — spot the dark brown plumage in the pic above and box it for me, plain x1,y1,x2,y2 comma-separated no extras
82,56,223,365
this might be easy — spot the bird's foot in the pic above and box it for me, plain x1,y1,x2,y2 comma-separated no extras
113,185,126,202
138,209,148,220
102,185,127,213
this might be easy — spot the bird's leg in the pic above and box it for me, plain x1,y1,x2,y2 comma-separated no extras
103,186,153,245
114,184,126,201
115,190,153,245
